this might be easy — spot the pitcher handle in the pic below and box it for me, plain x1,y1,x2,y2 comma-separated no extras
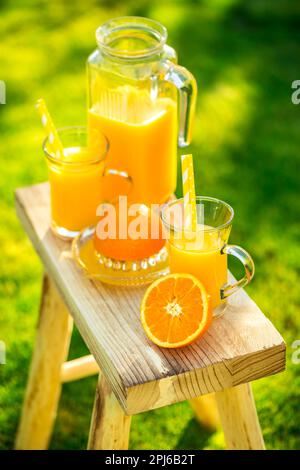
164,61,197,147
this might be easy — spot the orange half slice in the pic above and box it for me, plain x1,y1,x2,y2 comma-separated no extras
141,273,212,348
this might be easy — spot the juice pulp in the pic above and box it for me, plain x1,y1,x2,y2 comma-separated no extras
88,87,177,205
47,147,104,232
168,226,228,309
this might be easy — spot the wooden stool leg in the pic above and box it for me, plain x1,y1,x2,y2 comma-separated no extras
215,383,265,450
189,393,220,430
88,373,131,450
15,274,73,450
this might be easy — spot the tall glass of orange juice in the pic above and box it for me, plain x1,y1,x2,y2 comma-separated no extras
87,17,197,205
161,197,255,317
43,127,131,239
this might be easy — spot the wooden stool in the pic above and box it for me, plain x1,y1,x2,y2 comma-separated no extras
14,183,286,450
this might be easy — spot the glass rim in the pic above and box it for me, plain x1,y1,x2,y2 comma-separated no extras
160,196,235,234
43,126,109,166
96,16,168,59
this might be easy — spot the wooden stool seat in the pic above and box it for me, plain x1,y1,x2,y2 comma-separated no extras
14,182,286,450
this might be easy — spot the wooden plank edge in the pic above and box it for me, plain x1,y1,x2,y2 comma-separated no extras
124,342,286,415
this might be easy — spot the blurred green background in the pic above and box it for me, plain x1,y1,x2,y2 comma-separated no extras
1,0,300,450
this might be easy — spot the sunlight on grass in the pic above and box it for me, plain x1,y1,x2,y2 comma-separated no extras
0,0,300,450
195,70,256,151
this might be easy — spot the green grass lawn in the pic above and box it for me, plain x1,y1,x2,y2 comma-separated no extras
1,0,300,450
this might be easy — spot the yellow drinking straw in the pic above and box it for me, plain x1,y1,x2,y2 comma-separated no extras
36,98,64,158
181,154,197,232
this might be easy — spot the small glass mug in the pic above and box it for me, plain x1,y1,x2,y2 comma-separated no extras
43,126,132,240
161,196,255,318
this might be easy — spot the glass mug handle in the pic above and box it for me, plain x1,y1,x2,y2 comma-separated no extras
220,245,255,299
102,167,133,199
164,61,197,147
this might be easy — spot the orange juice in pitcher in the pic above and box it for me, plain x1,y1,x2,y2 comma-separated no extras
88,88,177,204
87,17,197,205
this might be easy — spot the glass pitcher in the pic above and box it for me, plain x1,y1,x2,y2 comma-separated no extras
87,16,197,205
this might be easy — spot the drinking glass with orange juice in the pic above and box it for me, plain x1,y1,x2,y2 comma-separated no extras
43,126,131,239
87,17,197,205
161,197,255,317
